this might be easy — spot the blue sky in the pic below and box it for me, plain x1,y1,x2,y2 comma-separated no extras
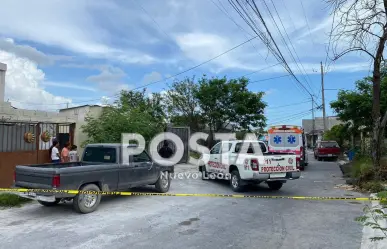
0,0,374,127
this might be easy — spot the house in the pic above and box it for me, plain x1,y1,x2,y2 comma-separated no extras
0,62,77,187
59,104,105,155
302,116,343,146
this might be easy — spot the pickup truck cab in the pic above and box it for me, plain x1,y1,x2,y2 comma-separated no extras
198,140,300,192
13,143,174,214
314,140,341,161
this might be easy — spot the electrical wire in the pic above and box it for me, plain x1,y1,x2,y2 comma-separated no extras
10,35,260,107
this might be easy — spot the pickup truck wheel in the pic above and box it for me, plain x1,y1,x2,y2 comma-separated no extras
38,199,61,207
317,156,322,161
230,170,244,192
267,181,283,191
155,171,171,193
73,184,101,214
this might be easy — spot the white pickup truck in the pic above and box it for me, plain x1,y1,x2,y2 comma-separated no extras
198,140,301,192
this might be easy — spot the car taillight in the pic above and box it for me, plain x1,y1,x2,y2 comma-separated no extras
251,158,259,171
52,175,60,188
300,146,303,157
296,157,300,170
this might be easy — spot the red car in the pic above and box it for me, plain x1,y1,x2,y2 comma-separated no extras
314,141,341,161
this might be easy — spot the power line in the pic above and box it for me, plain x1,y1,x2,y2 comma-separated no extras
267,109,315,126
228,0,313,99
266,99,311,109
11,35,259,107
210,0,267,60
265,0,316,95
249,74,289,84
131,0,174,42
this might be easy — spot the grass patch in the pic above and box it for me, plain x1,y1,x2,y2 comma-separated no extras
190,151,201,159
0,193,32,207
377,191,387,206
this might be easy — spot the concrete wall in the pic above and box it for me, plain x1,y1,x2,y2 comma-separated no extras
59,105,104,156
0,102,77,123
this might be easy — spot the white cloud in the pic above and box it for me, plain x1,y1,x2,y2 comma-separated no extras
41,81,97,92
0,38,73,66
64,63,132,94
0,0,157,65
142,71,163,84
0,51,72,110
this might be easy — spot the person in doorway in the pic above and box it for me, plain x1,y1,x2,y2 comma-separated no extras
61,142,71,163
69,145,79,162
50,141,60,163
158,141,174,159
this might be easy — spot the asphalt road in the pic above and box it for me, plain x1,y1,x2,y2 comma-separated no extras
0,152,367,249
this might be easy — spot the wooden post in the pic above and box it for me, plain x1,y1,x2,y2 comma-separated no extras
69,123,75,146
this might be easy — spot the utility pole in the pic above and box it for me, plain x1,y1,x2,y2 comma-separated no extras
311,97,315,147
321,61,327,132
66,102,69,109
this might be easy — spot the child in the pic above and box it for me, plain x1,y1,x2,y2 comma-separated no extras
69,145,79,162
50,140,60,163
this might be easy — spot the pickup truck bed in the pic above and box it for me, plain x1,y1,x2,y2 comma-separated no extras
13,143,174,214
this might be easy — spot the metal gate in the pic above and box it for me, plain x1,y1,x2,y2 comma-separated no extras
0,121,75,187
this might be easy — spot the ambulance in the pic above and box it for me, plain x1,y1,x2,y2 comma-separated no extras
267,125,308,170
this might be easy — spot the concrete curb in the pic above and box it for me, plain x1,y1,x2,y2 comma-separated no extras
360,193,387,249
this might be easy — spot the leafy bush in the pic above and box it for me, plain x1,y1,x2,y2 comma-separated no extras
361,181,385,192
0,193,31,207
377,191,387,206
351,155,374,181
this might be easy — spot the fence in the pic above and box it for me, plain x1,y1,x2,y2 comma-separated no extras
0,121,75,187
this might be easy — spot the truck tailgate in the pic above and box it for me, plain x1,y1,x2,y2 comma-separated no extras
14,166,57,189
259,155,297,174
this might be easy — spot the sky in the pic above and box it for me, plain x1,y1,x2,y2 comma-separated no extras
0,0,375,127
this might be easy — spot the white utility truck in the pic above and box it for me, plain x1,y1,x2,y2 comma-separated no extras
198,140,300,192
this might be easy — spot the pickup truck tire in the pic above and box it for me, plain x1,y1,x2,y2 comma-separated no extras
38,199,61,207
230,170,244,192
267,181,283,191
317,156,322,161
73,184,102,214
155,171,171,193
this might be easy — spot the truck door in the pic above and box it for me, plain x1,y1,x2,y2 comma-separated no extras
207,142,221,173
132,150,158,185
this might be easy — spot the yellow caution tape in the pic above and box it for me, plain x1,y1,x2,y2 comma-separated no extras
0,188,384,201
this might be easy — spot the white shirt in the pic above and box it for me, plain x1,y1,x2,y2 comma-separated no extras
51,147,60,160
69,151,78,162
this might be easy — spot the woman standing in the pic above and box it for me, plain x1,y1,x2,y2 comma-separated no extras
61,142,71,163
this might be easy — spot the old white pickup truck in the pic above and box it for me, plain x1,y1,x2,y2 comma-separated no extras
198,140,301,192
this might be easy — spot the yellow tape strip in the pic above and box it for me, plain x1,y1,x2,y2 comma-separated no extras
0,188,384,201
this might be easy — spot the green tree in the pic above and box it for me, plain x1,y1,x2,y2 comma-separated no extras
323,124,350,148
195,75,267,145
81,89,166,146
164,77,206,132
330,70,387,135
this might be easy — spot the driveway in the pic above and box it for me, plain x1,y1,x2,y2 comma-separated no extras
0,152,367,249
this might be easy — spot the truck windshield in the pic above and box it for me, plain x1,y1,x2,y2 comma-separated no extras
83,147,117,163
235,142,266,154
320,142,339,148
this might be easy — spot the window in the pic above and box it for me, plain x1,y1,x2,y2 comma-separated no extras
320,142,339,148
83,147,116,163
133,151,151,162
234,142,266,154
220,142,233,153
210,143,221,154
